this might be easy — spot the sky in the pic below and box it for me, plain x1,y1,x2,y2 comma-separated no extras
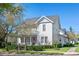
21,3,79,33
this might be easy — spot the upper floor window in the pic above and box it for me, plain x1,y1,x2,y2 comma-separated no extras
43,24,46,31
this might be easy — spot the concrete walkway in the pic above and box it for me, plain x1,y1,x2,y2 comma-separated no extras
64,47,79,55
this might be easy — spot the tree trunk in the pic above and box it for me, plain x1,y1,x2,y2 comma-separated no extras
5,37,8,51
24,37,26,50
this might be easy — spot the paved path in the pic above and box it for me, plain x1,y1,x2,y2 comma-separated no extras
64,47,79,55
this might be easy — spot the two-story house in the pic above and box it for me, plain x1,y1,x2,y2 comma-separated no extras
16,16,64,46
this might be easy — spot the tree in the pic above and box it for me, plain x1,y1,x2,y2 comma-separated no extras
69,26,73,32
0,3,23,51
0,22,6,48
67,32,75,40
0,3,13,48
67,26,76,44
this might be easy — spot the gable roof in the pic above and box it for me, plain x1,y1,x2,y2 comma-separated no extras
35,16,54,24
24,15,59,24
17,15,59,28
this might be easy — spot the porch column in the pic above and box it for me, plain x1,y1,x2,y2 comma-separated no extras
17,37,21,44
30,36,32,45
24,37,26,50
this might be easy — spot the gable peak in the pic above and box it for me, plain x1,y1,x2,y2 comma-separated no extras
35,16,54,24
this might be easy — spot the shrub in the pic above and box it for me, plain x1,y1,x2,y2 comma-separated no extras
20,45,53,51
32,46,43,51
26,46,33,50
52,43,62,48
57,44,62,48
75,42,79,45
42,45,53,49
26,45,43,51
0,42,5,48
19,45,25,50
25,44,62,51
63,43,74,47
16,45,44,51
6,42,17,50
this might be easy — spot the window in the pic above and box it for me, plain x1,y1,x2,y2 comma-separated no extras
41,37,44,43
45,36,48,44
41,36,48,44
43,24,46,31
25,37,30,44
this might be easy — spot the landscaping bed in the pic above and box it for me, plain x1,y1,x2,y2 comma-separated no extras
16,47,70,55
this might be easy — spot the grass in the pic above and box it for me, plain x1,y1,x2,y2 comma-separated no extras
17,50,64,55
17,47,70,55
75,43,79,52
0,48,6,52
0,48,17,54
75,43,79,47
75,47,79,52
45,47,70,53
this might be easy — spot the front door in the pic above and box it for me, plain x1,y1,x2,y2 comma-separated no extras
32,37,37,45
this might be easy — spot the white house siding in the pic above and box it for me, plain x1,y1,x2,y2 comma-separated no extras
37,18,53,45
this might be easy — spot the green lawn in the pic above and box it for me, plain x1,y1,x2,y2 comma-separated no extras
75,43,79,47
0,48,16,54
75,43,79,52
45,47,70,53
0,48,6,52
0,47,70,55
0,48,5,52
75,47,79,52
17,47,70,55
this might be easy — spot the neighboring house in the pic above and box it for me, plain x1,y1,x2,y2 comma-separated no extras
59,29,69,46
16,16,65,46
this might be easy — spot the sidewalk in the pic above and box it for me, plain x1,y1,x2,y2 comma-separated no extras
64,47,79,55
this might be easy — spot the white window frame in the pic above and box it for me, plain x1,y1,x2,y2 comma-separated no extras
43,24,46,31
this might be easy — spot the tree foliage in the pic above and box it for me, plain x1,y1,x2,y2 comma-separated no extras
0,3,23,48
67,32,75,40
67,26,75,40
75,34,79,38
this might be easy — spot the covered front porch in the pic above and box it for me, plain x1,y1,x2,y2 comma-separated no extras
17,35,37,46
